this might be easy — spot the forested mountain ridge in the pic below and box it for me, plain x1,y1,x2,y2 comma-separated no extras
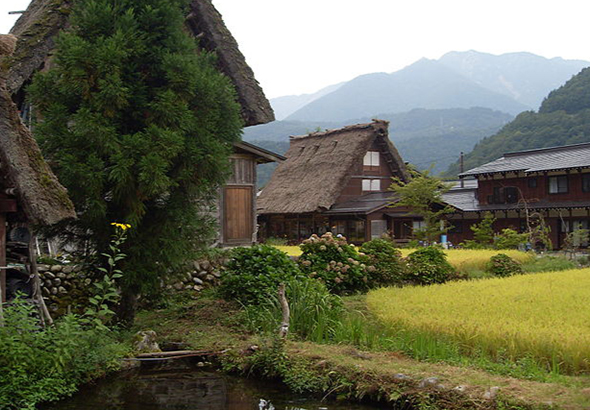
285,59,528,121
445,67,590,176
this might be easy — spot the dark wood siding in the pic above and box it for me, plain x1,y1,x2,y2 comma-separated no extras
224,186,253,242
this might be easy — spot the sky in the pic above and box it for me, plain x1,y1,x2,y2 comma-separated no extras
2,0,590,98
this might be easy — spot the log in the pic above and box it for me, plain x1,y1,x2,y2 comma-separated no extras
278,283,290,339
135,350,214,358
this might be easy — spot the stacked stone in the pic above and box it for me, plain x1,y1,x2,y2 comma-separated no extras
168,258,229,293
37,264,89,308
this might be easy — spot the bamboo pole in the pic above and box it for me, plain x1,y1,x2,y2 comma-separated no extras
28,231,53,326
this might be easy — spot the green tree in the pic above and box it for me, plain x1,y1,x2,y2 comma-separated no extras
29,0,243,324
389,169,453,243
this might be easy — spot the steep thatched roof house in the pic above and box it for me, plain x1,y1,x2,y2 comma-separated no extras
258,120,416,243
0,34,75,302
6,0,279,250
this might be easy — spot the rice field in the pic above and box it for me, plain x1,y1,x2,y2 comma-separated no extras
367,268,590,373
274,246,534,273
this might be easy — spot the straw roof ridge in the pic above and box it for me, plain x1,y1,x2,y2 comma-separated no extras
0,34,74,226
7,0,274,127
258,120,408,215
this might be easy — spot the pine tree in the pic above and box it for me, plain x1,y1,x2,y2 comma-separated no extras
29,0,243,324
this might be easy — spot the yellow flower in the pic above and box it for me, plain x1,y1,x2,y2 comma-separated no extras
111,222,131,231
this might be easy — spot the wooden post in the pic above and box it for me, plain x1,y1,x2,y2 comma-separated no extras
278,283,290,339
0,213,5,305
28,231,53,326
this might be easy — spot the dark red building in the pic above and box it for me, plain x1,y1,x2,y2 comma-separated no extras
444,143,590,248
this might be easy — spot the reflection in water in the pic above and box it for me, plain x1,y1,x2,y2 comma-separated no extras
45,360,384,410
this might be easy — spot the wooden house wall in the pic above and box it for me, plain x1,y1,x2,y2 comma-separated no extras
218,154,257,247
477,170,590,205
336,142,394,204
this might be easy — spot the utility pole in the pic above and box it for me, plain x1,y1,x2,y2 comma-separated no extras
460,152,465,188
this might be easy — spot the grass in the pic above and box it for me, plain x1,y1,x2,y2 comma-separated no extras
367,268,590,374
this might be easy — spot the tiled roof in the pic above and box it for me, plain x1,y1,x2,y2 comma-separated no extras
460,142,590,177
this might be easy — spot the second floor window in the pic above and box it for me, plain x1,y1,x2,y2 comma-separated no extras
362,179,381,191
583,174,590,193
548,176,568,194
363,151,380,167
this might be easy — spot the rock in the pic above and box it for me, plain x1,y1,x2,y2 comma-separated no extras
57,272,66,279
419,377,440,389
394,373,410,381
212,271,222,278
483,386,499,400
84,278,92,285
37,264,50,272
205,274,215,282
454,385,468,392
52,278,62,286
42,287,50,295
198,271,208,279
51,265,63,273
74,265,83,272
193,277,203,285
200,260,211,271
51,287,58,295
193,261,201,271
62,266,74,274
58,286,66,294
44,279,53,287
184,285,192,290
133,330,161,353
173,282,184,291
197,361,205,367
44,271,56,279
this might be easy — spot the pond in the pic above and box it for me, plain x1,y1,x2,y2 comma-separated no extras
45,360,387,410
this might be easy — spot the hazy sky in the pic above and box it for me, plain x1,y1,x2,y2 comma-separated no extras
2,0,590,98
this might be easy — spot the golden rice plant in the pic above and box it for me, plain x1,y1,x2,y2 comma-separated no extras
367,268,590,373
400,248,534,273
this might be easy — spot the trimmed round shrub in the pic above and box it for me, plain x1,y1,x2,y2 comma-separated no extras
404,247,455,285
485,253,523,277
360,239,406,286
298,233,372,294
218,245,302,305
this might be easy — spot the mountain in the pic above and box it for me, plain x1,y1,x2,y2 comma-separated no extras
285,59,529,122
270,82,344,120
438,51,589,110
445,67,590,176
245,107,512,184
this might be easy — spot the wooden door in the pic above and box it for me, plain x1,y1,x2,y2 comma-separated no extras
224,186,253,242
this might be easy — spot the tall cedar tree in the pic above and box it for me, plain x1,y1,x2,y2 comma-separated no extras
29,0,243,324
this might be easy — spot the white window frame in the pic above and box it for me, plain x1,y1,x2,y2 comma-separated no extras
363,151,380,167
362,179,381,191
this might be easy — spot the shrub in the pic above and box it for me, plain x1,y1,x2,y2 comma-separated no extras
218,245,302,306
0,299,127,409
404,247,456,285
298,233,372,294
360,239,406,286
494,228,529,250
485,253,524,277
522,256,577,273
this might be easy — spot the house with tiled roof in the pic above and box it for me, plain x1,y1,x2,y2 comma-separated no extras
444,142,590,248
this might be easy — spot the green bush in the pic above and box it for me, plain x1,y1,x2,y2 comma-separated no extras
485,253,524,277
404,247,456,285
359,239,406,286
522,255,577,273
0,299,127,409
298,233,373,295
219,245,302,306
494,228,529,250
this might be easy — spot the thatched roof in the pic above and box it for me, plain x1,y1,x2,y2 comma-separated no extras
0,34,75,226
7,0,274,126
258,120,410,215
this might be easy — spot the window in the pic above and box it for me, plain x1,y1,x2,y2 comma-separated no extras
412,220,426,232
449,221,463,234
362,179,381,191
363,151,380,167
504,187,518,204
583,174,590,193
527,177,537,188
371,220,388,239
548,176,568,194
